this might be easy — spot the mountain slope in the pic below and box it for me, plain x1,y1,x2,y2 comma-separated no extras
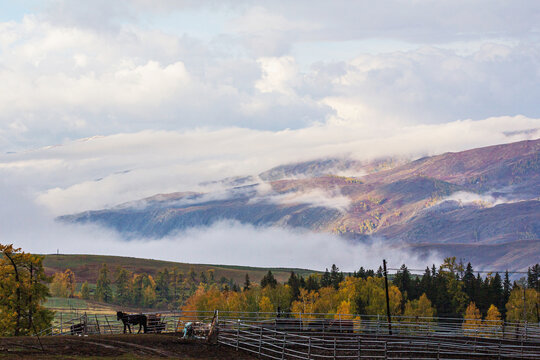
60,139,540,269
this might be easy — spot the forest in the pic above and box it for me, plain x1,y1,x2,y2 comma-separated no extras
2,241,539,337
50,256,540,323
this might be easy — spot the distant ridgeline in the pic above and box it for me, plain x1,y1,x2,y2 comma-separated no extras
60,139,540,270
48,256,539,322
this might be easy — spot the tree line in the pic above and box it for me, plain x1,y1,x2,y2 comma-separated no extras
183,258,540,323
50,264,241,310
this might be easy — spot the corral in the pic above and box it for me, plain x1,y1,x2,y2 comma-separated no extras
9,311,540,359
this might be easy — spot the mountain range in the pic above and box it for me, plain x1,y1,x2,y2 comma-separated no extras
60,139,540,270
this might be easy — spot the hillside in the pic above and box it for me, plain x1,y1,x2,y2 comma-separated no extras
59,139,540,270
43,254,317,285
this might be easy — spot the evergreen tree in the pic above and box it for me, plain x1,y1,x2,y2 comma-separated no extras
287,272,301,299
299,276,306,289
261,271,277,288
305,274,320,291
95,264,112,303
321,268,331,287
170,269,184,306
330,264,344,289
243,273,251,291
376,266,384,278
81,281,90,300
462,263,476,301
527,264,539,291
365,269,375,278
490,273,503,312
393,264,412,300
502,270,511,319
115,268,131,305
419,267,433,303
155,268,171,305
357,267,367,279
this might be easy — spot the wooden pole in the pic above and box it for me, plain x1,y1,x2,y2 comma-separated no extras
383,259,392,335
104,314,113,334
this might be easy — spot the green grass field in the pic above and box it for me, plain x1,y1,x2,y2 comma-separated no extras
43,254,318,286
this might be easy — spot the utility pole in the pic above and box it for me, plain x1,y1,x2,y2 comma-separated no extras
383,259,392,335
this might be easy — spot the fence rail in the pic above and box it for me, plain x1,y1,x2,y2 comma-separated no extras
217,319,540,360
40,310,540,342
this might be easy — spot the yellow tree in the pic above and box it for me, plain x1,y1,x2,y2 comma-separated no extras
262,284,292,313
463,302,482,336
50,272,69,298
64,269,76,298
291,289,319,319
314,287,339,317
505,288,539,323
484,304,502,337
0,244,54,336
404,293,436,322
259,296,274,317
357,277,402,316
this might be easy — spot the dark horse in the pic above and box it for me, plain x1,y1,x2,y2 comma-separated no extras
117,311,147,334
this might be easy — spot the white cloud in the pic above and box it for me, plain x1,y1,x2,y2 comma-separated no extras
1,14,540,151
0,115,535,215
442,191,511,207
255,188,351,212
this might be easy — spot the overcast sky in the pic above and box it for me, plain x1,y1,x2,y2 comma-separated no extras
0,1,539,268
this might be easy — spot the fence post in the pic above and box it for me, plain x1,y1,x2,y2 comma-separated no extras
384,341,387,360
437,343,440,360
333,337,337,360
308,337,311,359
281,333,286,360
357,337,361,360
104,314,113,334
258,326,262,358
236,320,240,351
60,313,63,335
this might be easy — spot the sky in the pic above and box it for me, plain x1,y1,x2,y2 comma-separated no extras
0,1,539,270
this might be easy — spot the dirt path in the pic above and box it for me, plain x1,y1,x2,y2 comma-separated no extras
0,333,256,359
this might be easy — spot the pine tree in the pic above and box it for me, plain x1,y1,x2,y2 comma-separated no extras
81,281,90,300
321,269,331,287
393,264,412,301
260,271,277,288
419,267,433,302
330,264,344,289
305,274,320,291
155,268,171,305
502,270,511,319
527,264,539,291
95,264,112,303
490,273,503,312
243,273,251,291
287,272,301,299
115,268,131,305
463,263,476,301
357,267,367,279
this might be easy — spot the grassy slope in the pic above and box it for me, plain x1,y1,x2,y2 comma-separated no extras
43,254,318,285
